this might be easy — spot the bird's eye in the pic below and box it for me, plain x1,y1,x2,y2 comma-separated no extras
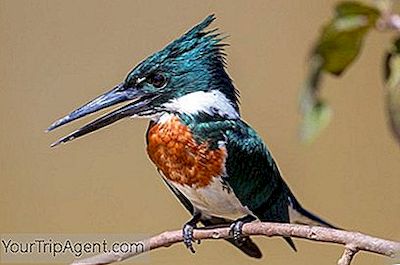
148,73,167,88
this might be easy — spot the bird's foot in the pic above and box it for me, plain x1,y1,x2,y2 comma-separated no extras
229,215,256,245
229,220,245,245
182,213,201,253
183,223,196,253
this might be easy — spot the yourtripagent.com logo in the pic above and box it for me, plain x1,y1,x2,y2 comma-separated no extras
0,234,149,263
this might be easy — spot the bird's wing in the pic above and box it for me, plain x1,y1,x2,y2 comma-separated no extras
222,120,300,251
188,117,334,251
222,120,292,224
222,120,336,228
184,115,291,223
159,173,262,258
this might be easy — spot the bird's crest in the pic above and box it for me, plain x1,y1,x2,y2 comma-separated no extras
164,14,226,59
129,14,229,78
125,14,239,112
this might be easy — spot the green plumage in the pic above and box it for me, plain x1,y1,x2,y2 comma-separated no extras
224,122,291,223
180,113,291,223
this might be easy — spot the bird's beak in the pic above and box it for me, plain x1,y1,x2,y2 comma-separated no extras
47,83,156,147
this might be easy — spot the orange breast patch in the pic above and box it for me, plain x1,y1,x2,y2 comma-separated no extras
146,115,226,188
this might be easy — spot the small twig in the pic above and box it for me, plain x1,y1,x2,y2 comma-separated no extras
337,245,358,265
375,0,400,32
71,222,400,265
377,13,400,31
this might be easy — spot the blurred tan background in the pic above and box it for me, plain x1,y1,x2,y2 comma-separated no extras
0,1,399,264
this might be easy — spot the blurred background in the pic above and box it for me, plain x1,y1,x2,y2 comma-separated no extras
0,1,399,264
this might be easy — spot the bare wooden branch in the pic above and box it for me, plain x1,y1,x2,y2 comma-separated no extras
71,222,400,265
337,245,358,265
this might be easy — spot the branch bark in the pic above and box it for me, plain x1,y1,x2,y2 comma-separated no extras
71,222,400,265
337,246,358,265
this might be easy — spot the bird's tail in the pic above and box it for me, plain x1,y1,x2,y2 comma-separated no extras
225,236,262,259
288,195,337,228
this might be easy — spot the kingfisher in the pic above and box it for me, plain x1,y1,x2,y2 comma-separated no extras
47,15,335,258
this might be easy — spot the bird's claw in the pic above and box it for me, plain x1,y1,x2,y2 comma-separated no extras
229,220,245,245
183,223,197,253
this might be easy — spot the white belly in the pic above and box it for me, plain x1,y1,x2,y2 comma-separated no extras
167,176,252,220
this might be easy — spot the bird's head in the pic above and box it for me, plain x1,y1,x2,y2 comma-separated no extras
47,15,239,147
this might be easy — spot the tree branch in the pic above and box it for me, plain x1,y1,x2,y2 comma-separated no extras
337,246,358,265
71,222,400,265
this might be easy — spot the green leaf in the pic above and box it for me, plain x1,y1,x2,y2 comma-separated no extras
384,37,400,144
299,56,333,143
300,101,332,143
300,1,379,143
316,1,380,75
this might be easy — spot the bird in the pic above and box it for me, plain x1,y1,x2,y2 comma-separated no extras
47,14,335,259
